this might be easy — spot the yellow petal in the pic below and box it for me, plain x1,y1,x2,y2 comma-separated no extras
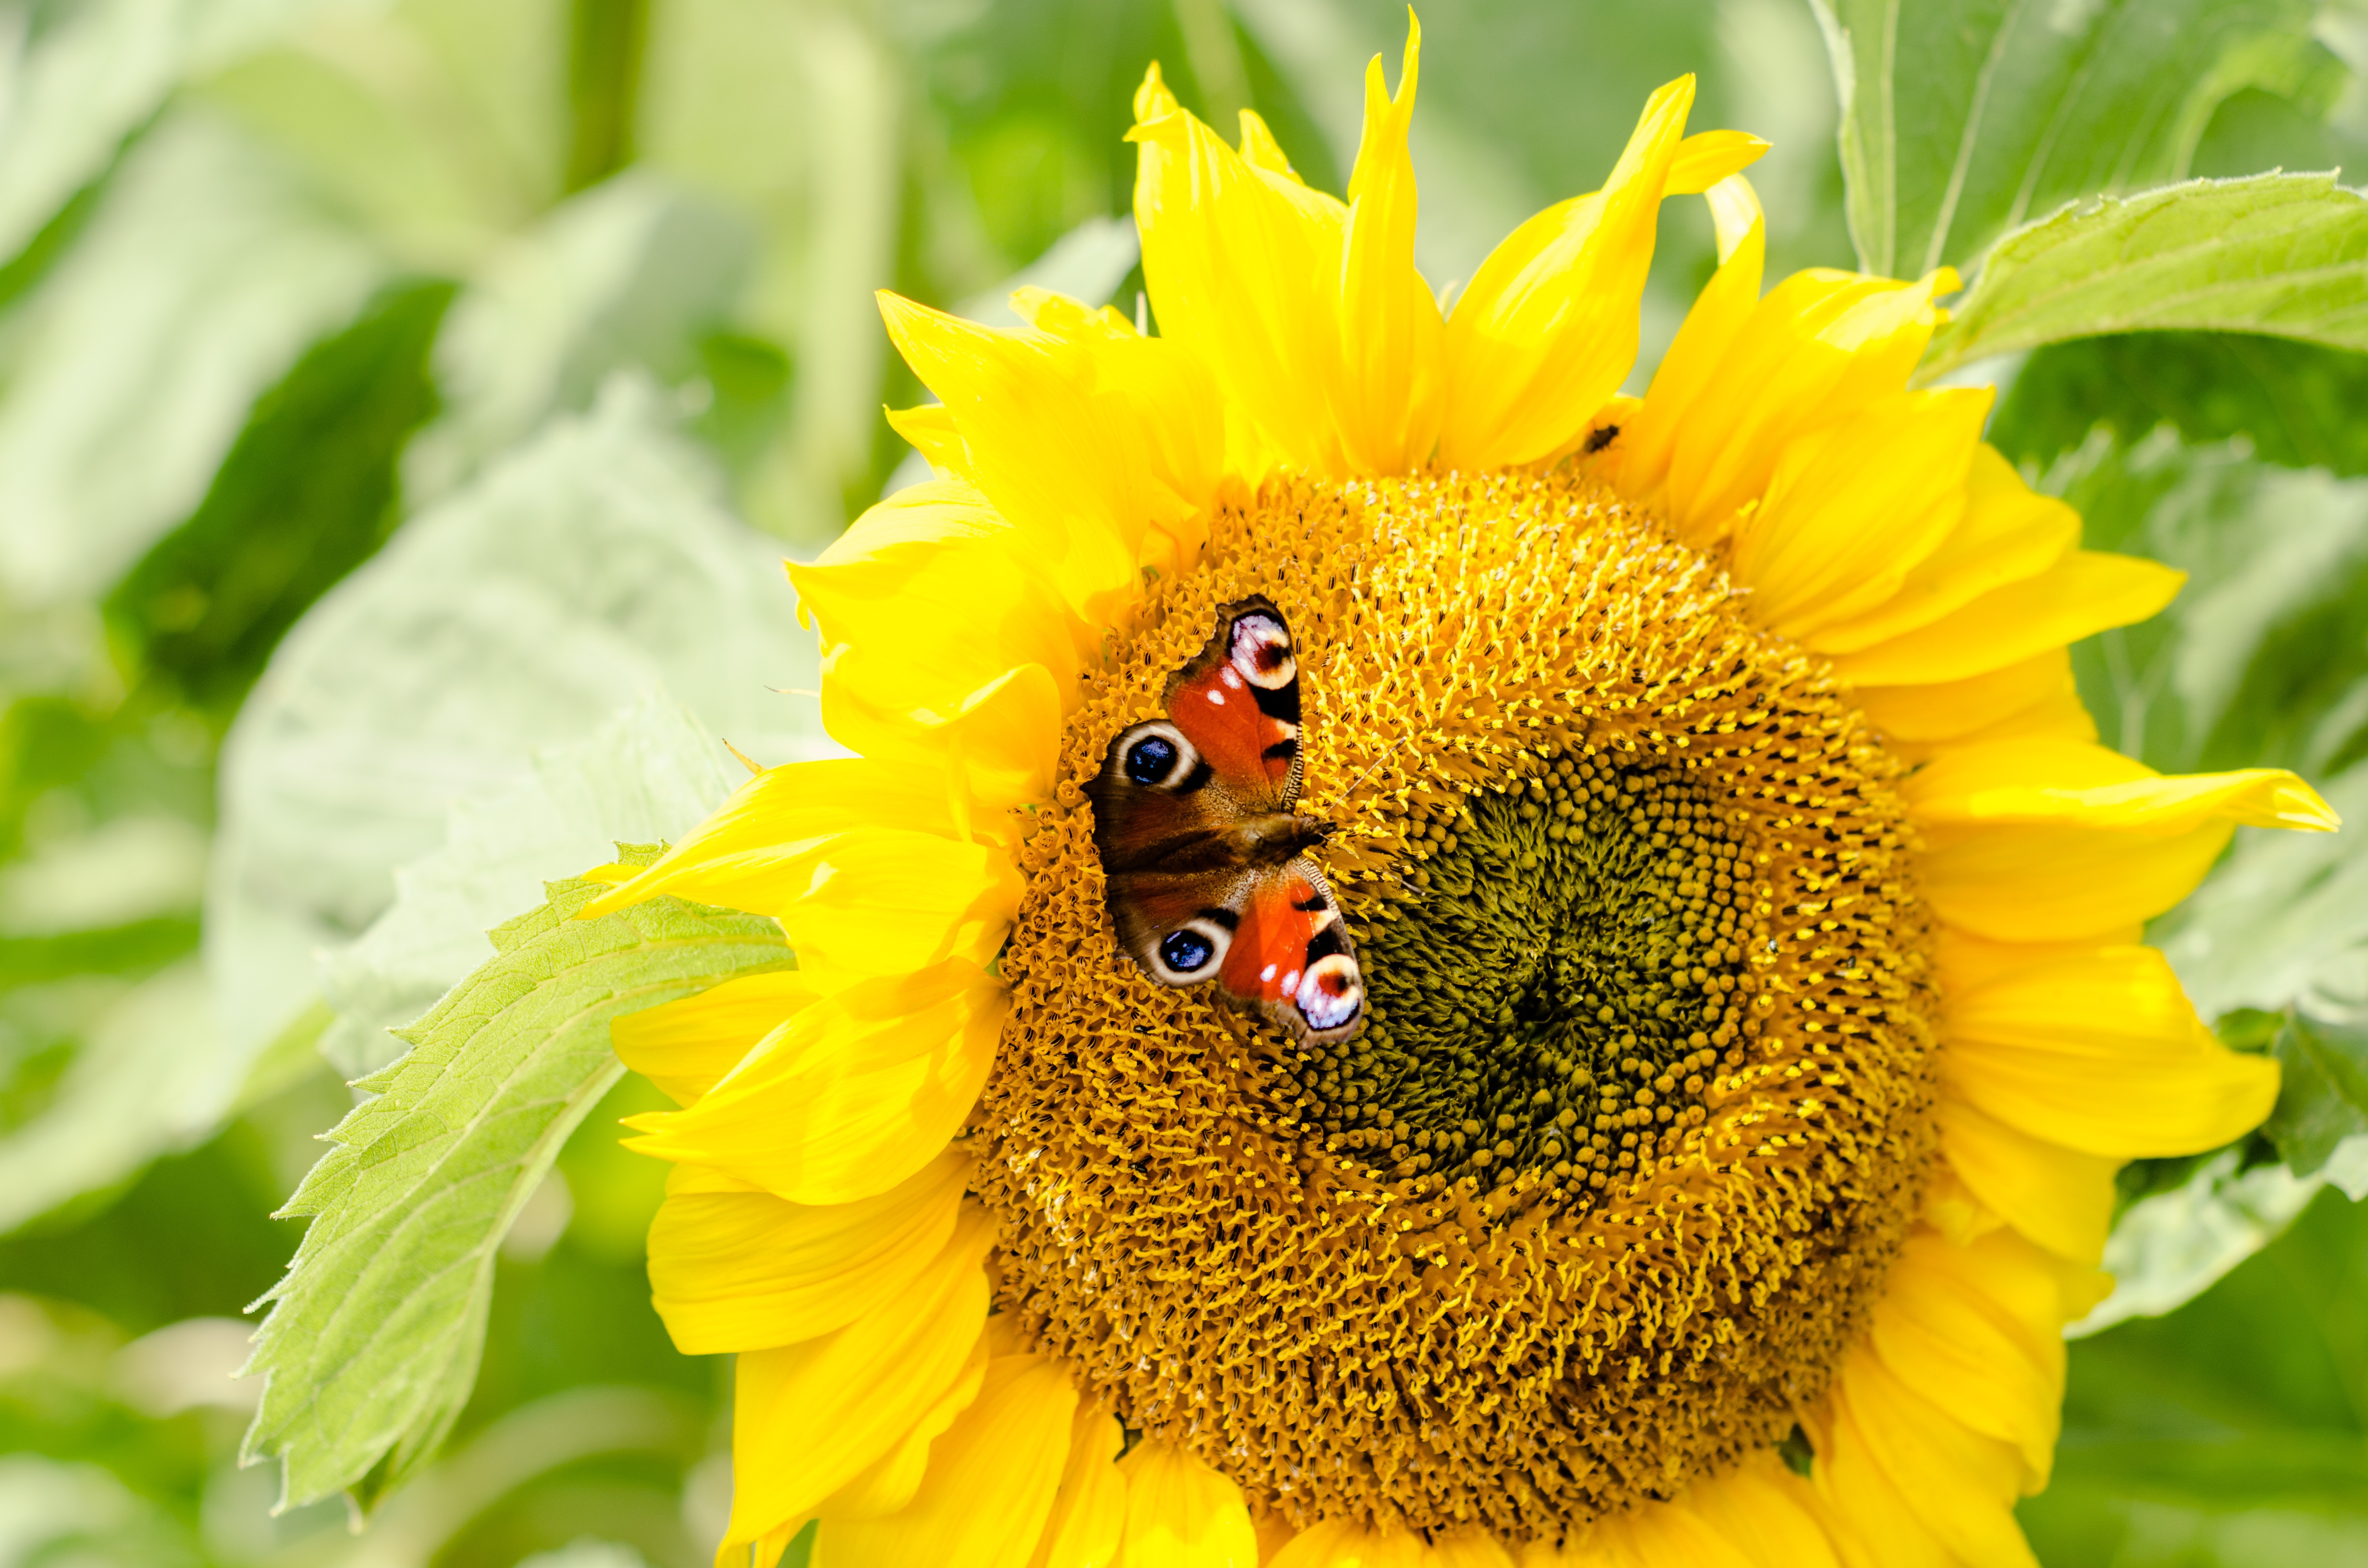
628,960,1008,1204
648,1150,969,1354
1237,109,1299,179
1425,1529,1515,1568
1828,549,2182,686
813,1328,991,1520
1582,1498,1759,1568
1682,1451,1844,1568
614,968,816,1107
1729,388,1989,638
1665,130,1769,195
1027,1402,1129,1568
1934,1095,2116,1263
1614,215,1764,501
1855,650,2079,748
1645,266,1955,543
1820,1348,2037,1568
723,1205,993,1550
1439,77,1695,470
1130,72,1348,473
1869,1230,2062,1488
580,756,978,919
1114,1442,1257,1568
879,294,1225,608
1269,1519,1429,1568
1941,944,2280,1156
1335,16,1445,474
817,1353,1081,1567
1907,740,2336,941
790,480,1100,812
885,403,965,475
1809,444,2078,654
1702,175,1762,265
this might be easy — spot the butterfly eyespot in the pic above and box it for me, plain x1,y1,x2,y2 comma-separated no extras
1125,734,1178,784
1161,928,1216,973
1229,612,1295,690
1295,954,1364,1032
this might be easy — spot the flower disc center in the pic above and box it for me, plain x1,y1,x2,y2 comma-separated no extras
978,469,1940,1542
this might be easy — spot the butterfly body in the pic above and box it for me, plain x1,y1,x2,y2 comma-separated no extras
1088,597,1367,1046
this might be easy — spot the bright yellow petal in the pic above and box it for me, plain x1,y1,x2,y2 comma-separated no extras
723,1205,993,1550
613,968,816,1107
1728,387,1989,638
885,403,965,474
627,960,1008,1204
1439,77,1694,470
1826,1348,2038,1568
1855,650,2080,748
1027,1402,1128,1568
812,1328,991,1520
1642,266,1955,543
1612,213,1765,500
790,481,1092,813
1907,740,2337,941
1584,1498,1760,1568
648,1150,969,1354
879,294,1226,605
1682,1452,1844,1568
1424,1528,1515,1568
1934,1095,2116,1263
580,756,981,919
1130,71,1349,473
1807,444,2079,654
1941,944,2279,1156
1869,1230,2062,1488
1268,1519,1428,1568
1665,129,1770,195
817,1353,1081,1567
1334,18,1445,474
1113,1442,1257,1568
1236,109,1299,178
1828,550,2182,687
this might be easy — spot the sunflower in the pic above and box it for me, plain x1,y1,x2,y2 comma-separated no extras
581,19,2337,1568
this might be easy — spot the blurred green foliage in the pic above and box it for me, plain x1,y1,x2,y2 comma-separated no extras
0,2,2362,1566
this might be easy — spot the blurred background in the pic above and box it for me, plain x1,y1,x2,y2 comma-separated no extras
1,1,2365,1565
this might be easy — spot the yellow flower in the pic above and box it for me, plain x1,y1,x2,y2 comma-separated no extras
585,18,2338,1568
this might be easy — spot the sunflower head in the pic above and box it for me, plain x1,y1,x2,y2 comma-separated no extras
583,17,2337,1567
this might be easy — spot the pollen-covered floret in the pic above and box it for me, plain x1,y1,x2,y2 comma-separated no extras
979,467,1938,1538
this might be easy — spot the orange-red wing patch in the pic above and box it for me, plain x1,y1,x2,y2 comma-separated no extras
1167,601,1300,812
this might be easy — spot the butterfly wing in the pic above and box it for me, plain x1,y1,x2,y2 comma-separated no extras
1161,595,1302,814
1216,858,1366,1043
1088,597,1364,1046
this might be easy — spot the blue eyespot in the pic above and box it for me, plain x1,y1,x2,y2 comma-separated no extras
1160,928,1215,973
1126,735,1178,784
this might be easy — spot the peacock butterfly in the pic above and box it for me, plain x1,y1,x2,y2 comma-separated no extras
1087,596,1367,1046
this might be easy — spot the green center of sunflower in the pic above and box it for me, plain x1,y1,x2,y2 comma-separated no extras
1317,753,1750,1193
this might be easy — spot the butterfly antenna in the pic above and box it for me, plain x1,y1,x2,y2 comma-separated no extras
1343,739,1406,801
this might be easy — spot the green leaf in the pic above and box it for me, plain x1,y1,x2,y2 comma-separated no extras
205,382,827,1067
1807,0,2338,280
2073,1144,2324,1336
0,111,384,607
2039,435,2368,779
103,278,455,718
1921,173,2368,382
1990,331,2368,477
2023,1189,2368,1560
239,849,789,1510
2266,1013,2368,1181
316,697,742,1078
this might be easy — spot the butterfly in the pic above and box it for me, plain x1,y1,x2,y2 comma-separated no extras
1086,595,1367,1046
